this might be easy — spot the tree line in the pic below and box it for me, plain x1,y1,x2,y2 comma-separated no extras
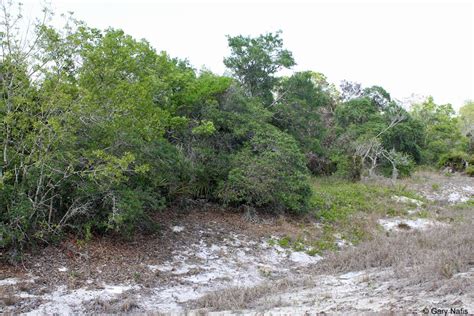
1,1,472,257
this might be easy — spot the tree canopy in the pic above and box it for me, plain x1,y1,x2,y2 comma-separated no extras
224,31,295,105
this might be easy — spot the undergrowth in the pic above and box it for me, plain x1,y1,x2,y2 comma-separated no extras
268,177,423,255
311,178,420,222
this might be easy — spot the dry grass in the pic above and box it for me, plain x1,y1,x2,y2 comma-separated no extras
189,222,473,312
0,285,17,308
314,222,474,287
188,277,312,311
86,293,140,314
314,171,474,287
189,172,473,312
16,281,35,294
322,171,474,293
0,293,18,307
120,298,139,312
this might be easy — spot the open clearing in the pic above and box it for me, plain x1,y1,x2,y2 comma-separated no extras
1,171,473,314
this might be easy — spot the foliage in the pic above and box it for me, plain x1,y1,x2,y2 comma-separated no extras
459,100,474,136
332,89,418,179
224,31,295,105
306,152,336,176
329,154,362,181
466,166,474,177
271,71,331,154
218,126,311,213
0,5,194,251
381,114,424,163
459,100,474,153
388,150,415,178
438,151,468,172
411,97,468,164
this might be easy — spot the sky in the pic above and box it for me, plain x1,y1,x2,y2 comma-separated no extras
19,0,474,110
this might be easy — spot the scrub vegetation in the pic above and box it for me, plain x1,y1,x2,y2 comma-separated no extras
0,0,473,264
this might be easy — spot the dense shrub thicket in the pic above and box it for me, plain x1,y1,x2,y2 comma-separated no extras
0,3,472,254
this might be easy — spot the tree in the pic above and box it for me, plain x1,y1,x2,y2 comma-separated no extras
271,71,332,154
333,84,419,178
224,31,295,105
0,1,83,250
411,97,468,164
218,125,311,213
0,3,192,251
459,100,474,135
459,100,474,153
381,113,424,163
362,85,391,109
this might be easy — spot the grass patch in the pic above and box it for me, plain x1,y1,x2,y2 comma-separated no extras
277,236,291,248
314,222,474,288
416,209,430,218
261,178,423,257
269,224,338,256
306,177,421,253
188,277,313,311
310,178,417,223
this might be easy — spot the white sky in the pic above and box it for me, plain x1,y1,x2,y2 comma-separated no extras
20,0,474,110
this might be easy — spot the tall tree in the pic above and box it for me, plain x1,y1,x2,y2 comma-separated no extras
223,31,295,105
271,71,332,154
411,97,468,163
458,100,474,153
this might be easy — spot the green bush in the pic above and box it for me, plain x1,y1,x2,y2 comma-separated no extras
218,127,312,213
380,151,415,178
396,157,415,178
330,154,362,181
306,153,336,176
438,151,468,171
466,166,474,177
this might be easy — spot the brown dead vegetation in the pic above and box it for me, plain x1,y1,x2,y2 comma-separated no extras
189,277,311,311
316,223,473,286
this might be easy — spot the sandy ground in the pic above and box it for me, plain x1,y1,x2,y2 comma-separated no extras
0,233,321,314
221,268,474,315
1,171,473,315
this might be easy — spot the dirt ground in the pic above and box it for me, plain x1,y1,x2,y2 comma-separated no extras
1,171,473,315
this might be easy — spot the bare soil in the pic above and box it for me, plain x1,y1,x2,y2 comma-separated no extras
1,171,473,315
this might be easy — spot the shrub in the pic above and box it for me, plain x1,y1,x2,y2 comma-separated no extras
306,152,336,176
468,155,474,166
380,150,415,178
438,151,468,172
218,127,312,213
393,152,415,178
330,154,362,181
466,166,474,177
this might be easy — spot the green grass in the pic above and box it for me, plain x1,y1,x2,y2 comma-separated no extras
268,177,422,257
307,224,338,255
278,236,291,248
416,209,430,218
310,178,418,223
270,226,337,256
305,177,421,252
